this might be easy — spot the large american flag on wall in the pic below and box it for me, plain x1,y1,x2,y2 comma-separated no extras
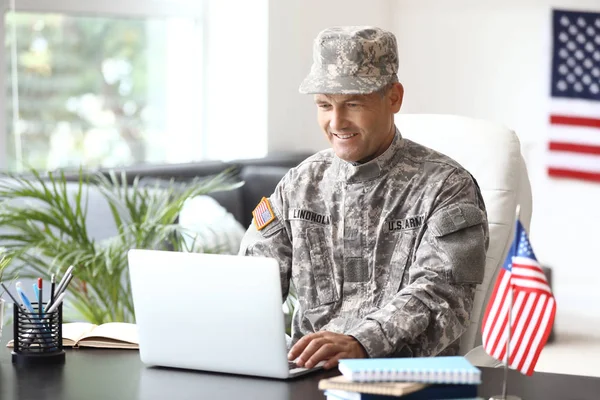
481,220,556,376
549,9,600,182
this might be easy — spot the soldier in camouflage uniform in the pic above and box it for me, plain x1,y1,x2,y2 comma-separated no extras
239,26,489,370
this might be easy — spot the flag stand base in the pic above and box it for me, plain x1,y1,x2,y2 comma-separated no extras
489,395,522,400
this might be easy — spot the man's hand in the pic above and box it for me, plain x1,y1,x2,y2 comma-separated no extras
288,331,367,369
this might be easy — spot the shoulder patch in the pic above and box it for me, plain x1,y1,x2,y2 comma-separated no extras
252,197,276,231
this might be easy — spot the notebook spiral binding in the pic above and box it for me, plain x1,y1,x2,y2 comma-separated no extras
355,367,480,384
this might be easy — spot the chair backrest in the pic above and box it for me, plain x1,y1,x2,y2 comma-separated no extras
395,114,532,355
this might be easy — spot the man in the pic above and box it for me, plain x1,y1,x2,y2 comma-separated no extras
239,26,489,370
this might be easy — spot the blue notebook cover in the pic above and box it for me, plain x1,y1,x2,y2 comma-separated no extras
338,356,481,384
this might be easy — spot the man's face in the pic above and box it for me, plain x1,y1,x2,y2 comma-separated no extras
314,83,403,163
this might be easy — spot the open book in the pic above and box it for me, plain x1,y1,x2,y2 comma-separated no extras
62,322,139,349
7,322,139,349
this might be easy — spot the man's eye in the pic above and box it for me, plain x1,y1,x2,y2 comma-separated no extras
347,103,359,108
317,104,331,109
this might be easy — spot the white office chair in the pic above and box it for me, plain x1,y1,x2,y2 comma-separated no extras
395,114,532,365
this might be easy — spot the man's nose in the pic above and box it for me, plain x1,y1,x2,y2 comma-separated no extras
329,108,350,131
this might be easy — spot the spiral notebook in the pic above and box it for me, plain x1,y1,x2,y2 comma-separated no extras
337,356,481,384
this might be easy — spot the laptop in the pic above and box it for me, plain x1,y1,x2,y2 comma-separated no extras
127,249,323,379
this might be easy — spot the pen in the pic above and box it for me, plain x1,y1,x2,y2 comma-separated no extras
33,282,41,314
38,278,43,320
50,273,56,305
45,292,66,314
1,282,27,312
51,273,74,308
47,266,74,311
15,282,35,314
32,283,39,302
54,265,74,298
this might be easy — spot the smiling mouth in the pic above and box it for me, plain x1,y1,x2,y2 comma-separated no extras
332,133,358,139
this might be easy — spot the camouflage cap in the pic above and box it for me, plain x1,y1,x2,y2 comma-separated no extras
299,26,399,95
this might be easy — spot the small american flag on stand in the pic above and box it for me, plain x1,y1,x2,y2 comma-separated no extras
548,9,600,182
481,220,556,376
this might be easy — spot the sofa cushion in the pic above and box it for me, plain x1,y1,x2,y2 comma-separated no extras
178,195,246,254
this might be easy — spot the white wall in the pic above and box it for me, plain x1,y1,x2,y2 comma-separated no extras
205,0,268,160
267,0,394,154
392,0,600,329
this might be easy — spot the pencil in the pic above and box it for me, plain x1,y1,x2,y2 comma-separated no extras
49,273,56,309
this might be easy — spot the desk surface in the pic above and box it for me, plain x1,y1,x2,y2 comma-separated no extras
2,335,600,400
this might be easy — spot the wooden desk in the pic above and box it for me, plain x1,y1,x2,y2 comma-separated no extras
1,334,599,400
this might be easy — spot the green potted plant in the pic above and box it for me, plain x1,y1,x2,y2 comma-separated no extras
0,169,240,324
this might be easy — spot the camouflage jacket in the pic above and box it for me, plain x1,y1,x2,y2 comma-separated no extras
239,129,489,358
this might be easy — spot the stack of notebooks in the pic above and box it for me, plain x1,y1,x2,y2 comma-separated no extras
319,356,483,400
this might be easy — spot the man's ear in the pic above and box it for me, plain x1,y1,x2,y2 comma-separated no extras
389,82,404,113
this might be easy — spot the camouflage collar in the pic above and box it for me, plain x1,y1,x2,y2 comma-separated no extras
335,127,404,182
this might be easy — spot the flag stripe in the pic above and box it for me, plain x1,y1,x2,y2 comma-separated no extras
516,295,548,373
548,168,600,182
482,271,510,347
511,266,548,281
488,292,511,358
522,297,556,375
510,294,539,366
481,269,508,344
549,142,600,155
512,273,548,285
491,312,508,359
511,279,552,292
550,115,600,129
496,291,524,363
511,257,541,268
512,294,543,371
521,296,554,375
508,292,533,365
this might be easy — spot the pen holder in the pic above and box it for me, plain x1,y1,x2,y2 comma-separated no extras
12,301,65,366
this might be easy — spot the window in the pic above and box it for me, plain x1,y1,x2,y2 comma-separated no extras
0,0,268,171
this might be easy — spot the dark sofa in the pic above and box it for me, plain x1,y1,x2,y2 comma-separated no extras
67,152,313,232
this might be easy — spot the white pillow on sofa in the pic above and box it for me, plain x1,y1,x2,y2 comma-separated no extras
178,195,246,255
